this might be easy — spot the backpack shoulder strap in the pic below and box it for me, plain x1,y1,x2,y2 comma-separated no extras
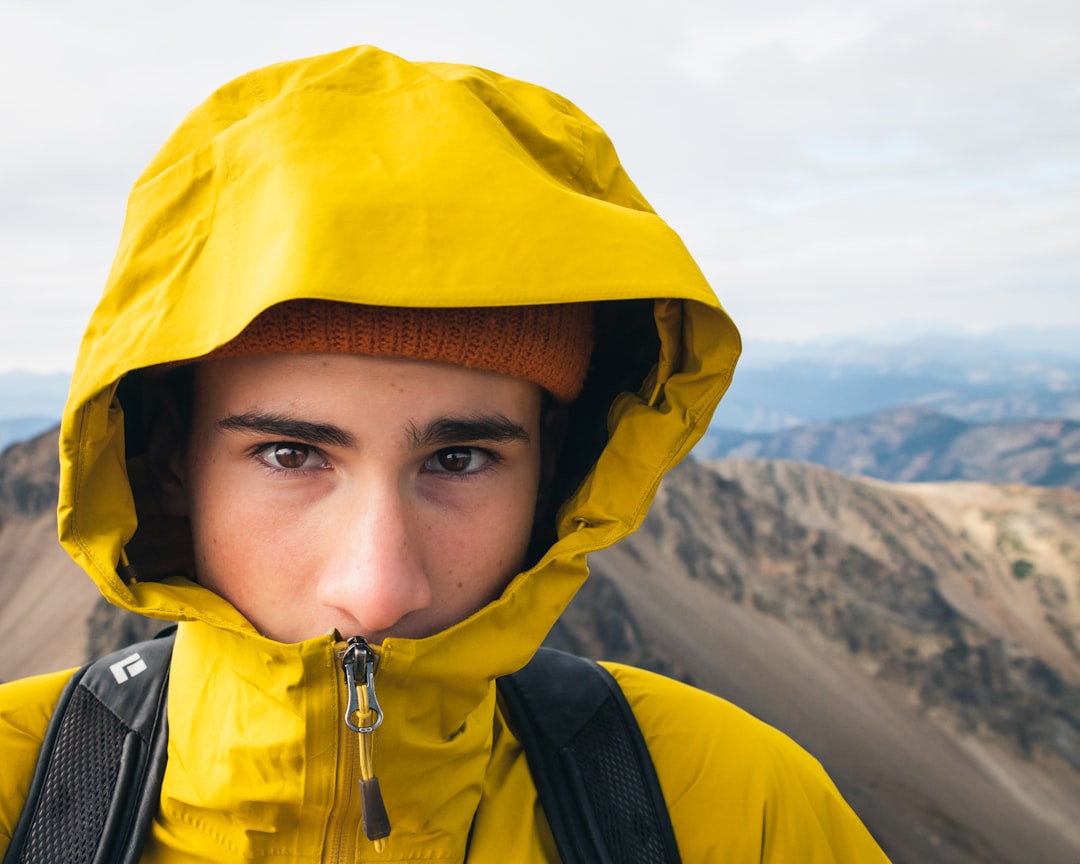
4,628,175,864
497,648,681,864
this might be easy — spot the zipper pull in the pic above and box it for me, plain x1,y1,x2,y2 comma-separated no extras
343,636,383,734
341,636,391,848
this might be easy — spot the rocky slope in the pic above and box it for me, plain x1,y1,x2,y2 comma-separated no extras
552,459,1080,864
703,405,1080,489
0,431,109,679
3,428,1079,863
0,429,61,519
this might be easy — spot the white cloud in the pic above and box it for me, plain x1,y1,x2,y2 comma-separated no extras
1,0,1077,370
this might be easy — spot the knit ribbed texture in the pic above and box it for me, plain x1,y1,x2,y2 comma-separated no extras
207,301,593,401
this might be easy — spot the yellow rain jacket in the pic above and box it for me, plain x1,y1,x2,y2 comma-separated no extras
0,46,889,862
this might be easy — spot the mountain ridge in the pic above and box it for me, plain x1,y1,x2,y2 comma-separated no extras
702,405,1080,489
554,457,1080,863
1,428,1078,863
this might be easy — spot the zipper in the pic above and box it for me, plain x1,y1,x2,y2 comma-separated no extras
324,714,360,862
341,636,391,851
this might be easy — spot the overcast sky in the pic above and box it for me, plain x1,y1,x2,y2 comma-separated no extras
1,0,1077,373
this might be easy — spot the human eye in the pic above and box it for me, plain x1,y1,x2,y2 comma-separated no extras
254,442,329,472
423,446,496,475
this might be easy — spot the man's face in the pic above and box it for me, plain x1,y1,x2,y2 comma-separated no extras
175,352,543,644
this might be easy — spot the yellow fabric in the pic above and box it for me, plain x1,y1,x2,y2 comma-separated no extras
0,669,73,844
0,45,889,862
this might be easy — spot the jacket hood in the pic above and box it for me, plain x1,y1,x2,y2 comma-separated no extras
59,45,740,678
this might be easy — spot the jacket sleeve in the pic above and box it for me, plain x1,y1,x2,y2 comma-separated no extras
0,668,78,857
604,663,892,863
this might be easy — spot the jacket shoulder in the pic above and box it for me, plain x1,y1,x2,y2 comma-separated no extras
602,662,891,863
0,667,79,856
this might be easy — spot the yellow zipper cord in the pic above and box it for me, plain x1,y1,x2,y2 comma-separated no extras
343,636,391,851
355,679,389,852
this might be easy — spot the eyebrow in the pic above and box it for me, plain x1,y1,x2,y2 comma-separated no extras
215,411,530,450
217,412,356,448
407,414,531,449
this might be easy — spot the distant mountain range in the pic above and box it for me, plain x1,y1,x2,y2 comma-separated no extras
702,405,1080,489
2,428,1079,864
0,417,58,454
0,371,69,420
712,327,1080,432
0,370,69,452
2,327,1079,452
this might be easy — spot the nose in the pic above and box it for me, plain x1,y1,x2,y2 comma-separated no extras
316,481,432,636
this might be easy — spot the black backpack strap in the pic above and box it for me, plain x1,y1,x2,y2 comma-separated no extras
5,628,175,864
497,648,681,864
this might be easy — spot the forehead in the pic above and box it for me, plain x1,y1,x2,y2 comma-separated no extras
191,352,542,422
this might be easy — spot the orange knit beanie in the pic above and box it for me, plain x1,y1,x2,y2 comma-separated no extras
208,300,594,402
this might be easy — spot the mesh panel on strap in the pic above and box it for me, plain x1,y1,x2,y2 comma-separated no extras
18,687,127,864
566,696,670,863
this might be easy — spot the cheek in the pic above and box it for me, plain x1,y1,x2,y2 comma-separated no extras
451,474,540,583
188,493,255,592
188,492,321,624
184,456,276,591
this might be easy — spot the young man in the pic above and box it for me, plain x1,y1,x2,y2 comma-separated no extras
0,46,890,861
